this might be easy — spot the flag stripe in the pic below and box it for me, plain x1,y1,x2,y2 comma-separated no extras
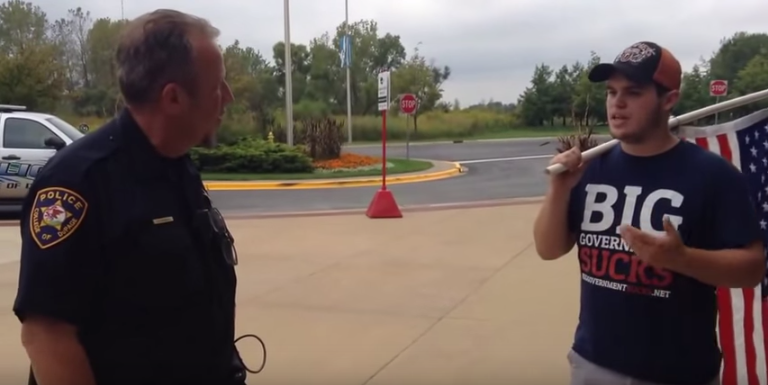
729,125,764,385
689,120,768,385
764,300,768,381
716,133,750,385
744,287,759,385
695,137,740,385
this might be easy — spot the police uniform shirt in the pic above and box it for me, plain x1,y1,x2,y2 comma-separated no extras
566,140,762,385
13,110,238,385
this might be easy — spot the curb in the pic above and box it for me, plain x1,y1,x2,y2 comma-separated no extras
0,196,543,227
344,135,613,147
202,161,465,191
221,196,545,220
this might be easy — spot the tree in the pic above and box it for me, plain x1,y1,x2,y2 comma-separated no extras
223,39,280,138
0,1,445,134
517,64,555,126
5,0,768,141
709,32,768,85
732,52,768,113
331,20,407,115
513,32,768,127
0,0,64,110
391,45,450,131
676,63,710,115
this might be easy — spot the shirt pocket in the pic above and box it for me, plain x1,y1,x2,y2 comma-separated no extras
107,217,207,311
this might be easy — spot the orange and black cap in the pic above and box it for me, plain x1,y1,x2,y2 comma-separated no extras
588,41,682,91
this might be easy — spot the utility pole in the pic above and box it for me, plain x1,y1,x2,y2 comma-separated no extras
344,0,352,143
283,0,294,146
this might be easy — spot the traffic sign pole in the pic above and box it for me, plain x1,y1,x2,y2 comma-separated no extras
381,108,388,189
366,70,402,219
405,113,410,160
378,71,390,190
715,96,720,124
399,93,418,161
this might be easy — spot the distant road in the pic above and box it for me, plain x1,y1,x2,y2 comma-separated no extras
209,136,613,214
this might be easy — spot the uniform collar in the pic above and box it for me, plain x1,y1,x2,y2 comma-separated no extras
117,109,188,176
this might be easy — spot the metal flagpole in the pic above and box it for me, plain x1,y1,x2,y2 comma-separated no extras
345,0,352,143
283,0,294,146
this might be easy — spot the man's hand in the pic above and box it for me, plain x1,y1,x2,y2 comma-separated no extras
549,146,589,192
619,217,686,270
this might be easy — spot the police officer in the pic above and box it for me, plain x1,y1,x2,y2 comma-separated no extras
14,9,245,385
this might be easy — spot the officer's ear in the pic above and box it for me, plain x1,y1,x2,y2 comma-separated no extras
159,83,190,115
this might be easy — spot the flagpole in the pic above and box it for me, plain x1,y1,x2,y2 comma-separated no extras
344,0,352,143
283,0,294,146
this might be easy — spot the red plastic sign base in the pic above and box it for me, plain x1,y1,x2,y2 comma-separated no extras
366,189,403,218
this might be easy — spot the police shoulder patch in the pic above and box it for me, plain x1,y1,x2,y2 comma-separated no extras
29,187,89,250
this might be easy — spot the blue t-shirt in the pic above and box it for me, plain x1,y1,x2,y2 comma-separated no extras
567,140,763,385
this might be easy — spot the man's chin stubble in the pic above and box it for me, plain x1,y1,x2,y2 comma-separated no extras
611,131,645,144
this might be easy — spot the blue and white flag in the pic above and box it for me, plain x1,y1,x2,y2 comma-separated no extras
339,35,352,68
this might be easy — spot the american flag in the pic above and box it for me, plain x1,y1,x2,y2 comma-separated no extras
680,108,768,385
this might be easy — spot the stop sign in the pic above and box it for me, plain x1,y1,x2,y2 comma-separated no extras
400,94,417,115
710,80,728,97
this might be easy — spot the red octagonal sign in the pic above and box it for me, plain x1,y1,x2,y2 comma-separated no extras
400,94,417,115
710,80,728,97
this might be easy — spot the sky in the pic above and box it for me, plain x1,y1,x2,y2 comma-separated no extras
36,0,768,106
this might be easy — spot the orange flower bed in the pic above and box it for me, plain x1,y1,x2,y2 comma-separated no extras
313,153,381,170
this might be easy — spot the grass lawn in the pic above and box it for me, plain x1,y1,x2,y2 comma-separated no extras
347,126,610,145
201,158,434,181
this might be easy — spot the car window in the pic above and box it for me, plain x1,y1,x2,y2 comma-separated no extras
3,118,57,149
45,117,84,141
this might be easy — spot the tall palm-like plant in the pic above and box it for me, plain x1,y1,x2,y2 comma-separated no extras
556,93,599,153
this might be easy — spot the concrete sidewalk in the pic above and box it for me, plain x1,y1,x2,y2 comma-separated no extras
0,203,580,384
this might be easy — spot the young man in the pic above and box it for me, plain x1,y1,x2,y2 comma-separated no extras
533,41,765,385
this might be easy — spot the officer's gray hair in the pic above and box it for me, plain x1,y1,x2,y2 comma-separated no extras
116,9,220,106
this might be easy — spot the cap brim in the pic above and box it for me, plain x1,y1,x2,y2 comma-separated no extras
587,63,617,83
587,63,650,85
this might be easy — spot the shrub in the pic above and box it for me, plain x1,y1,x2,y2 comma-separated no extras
556,126,598,153
190,138,313,174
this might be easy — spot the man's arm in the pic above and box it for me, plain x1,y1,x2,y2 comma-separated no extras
533,185,577,260
15,177,102,385
672,162,765,288
22,318,95,385
672,241,764,288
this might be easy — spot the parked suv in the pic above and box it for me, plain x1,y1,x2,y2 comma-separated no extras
0,104,85,209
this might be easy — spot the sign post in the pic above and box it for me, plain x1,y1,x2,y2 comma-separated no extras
365,69,402,219
340,34,353,143
400,93,418,160
710,80,728,124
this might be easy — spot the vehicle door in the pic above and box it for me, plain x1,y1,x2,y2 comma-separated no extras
0,117,59,200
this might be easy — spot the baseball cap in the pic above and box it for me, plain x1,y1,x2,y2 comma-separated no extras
588,41,682,91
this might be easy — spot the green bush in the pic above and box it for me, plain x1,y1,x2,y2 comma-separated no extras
190,138,313,174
